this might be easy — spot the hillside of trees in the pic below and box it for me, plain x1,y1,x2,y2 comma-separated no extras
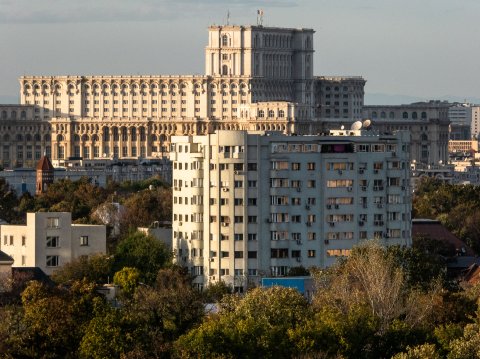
413,178,480,253
1,176,480,357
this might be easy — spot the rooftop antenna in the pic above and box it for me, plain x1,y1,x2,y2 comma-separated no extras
257,9,264,26
226,10,230,25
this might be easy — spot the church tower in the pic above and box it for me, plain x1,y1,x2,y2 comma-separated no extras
35,155,54,195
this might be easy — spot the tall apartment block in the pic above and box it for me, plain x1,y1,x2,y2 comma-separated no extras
171,130,411,291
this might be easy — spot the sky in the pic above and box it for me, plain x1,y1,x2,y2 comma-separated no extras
1,0,480,104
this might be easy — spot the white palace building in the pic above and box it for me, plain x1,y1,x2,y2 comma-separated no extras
0,23,366,169
171,129,412,291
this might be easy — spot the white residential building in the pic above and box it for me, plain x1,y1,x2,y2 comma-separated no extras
0,212,106,275
171,130,412,291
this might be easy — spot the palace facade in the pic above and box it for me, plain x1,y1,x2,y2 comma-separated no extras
0,24,366,169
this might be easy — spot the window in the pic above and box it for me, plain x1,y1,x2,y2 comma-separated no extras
80,236,89,246
248,233,257,241
248,216,257,223
307,162,315,170
46,236,59,248
307,250,316,258
22,236,26,246
234,234,244,241
248,251,257,258
47,217,59,228
234,251,244,258
46,255,59,267
291,162,301,171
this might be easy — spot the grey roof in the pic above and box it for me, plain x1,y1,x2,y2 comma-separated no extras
0,250,13,263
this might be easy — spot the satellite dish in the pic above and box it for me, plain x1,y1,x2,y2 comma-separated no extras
340,125,345,130
351,121,363,130
363,119,372,130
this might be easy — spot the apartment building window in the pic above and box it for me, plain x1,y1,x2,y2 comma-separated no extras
234,180,243,188
22,236,26,246
47,217,59,228
307,250,316,258
234,216,244,223
271,266,288,276
234,251,244,258
46,255,59,267
80,236,89,246
248,233,257,241
291,215,301,223
291,162,301,171
46,236,59,248
307,180,316,188
234,198,244,206
271,248,288,258
307,162,316,170
247,163,257,171
307,198,316,205
248,180,257,188
234,234,244,241
9,235,13,245
248,216,257,223
248,251,257,258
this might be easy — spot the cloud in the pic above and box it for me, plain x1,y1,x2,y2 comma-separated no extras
0,0,299,24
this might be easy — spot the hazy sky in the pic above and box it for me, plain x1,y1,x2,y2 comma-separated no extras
1,0,480,103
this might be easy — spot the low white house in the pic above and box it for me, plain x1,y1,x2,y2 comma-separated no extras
0,212,106,275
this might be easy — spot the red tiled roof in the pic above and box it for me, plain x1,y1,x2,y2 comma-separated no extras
36,155,54,171
412,219,474,256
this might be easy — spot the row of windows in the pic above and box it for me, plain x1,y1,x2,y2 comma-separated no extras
3,234,88,247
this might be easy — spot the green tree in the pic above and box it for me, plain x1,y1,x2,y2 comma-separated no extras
175,286,309,359
120,187,172,234
51,253,113,284
114,267,140,298
0,178,19,223
202,281,232,303
114,231,172,285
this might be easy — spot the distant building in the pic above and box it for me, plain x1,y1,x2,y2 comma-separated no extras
35,155,54,195
362,101,451,165
0,250,14,292
171,129,412,291
138,221,172,249
315,76,366,120
0,212,106,276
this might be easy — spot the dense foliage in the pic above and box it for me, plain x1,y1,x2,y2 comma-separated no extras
413,178,480,253
1,241,480,358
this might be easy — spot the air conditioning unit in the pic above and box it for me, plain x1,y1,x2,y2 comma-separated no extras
379,186,384,191
178,221,183,226
306,222,312,227
326,204,332,209
297,240,302,245
358,169,364,174
324,239,330,244
210,258,215,262
335,204,339,209
384,232,390,238
329,222,335,227
296,257,302,262
361,186,367,191
380,221,384,226
363,203,368,208
374,169,379,174
377,203,383,208
338,170,343,175
347,187,353,192
401,186,406,190
358,221,364,226
222,188,229,192
265,218,272,223
305,205,310,210
392,152,397,157
221,223,229,227
296,187,301,192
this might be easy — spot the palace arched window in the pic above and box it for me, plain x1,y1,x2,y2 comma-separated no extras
258,110,265,118
402,112,408,119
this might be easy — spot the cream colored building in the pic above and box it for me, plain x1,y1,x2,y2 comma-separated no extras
171,130,411,291
361,101,450,165
0,23,368,170
0,212,106,275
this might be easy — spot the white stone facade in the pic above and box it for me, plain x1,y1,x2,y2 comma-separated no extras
0,23,367,170
0,212,106,275
170,130,411,291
